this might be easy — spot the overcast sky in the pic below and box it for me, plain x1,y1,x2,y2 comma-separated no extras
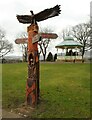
0,0,91,56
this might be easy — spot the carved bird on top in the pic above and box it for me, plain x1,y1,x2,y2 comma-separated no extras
16,5,61,24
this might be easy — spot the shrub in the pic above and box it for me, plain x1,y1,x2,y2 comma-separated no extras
54,54,57,61
46,52,53,61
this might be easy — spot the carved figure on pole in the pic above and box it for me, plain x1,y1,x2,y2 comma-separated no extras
26,23,39,107
16,5,61,107
17,5,61,24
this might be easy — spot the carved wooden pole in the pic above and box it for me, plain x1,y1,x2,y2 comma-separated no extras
26,23,39,107
16,4,61,108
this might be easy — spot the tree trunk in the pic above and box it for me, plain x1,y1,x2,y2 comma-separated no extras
82,47,85,62
43,54,46,61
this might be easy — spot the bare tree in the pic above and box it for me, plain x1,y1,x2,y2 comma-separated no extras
71,22,91,58
38,27,53,61
90,19,92,43
17,31,28,62
62,27,72,39
17,27,54,61
60,22,91,58
58,26,72,39
0,28,13,58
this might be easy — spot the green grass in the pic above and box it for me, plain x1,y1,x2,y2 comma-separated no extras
2,62,90,118
2,63,27,108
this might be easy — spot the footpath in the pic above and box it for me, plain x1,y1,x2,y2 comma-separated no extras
1,109,23,118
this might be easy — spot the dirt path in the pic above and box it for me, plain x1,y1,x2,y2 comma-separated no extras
2,109,23,118
2,105,34,118
0,108,2,119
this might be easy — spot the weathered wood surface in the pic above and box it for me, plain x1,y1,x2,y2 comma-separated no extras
15,33,58,44
26,24,39,107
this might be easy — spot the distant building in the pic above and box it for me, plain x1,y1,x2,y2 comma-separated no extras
90,1,92,61
55,37,83,62
90,2,92,30
90,1,92,22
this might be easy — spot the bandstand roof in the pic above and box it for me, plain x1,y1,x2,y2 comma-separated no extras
55,37,83,49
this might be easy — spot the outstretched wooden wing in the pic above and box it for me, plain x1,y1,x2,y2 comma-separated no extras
34,5,61,22
16,15,33,24
16,5,61,24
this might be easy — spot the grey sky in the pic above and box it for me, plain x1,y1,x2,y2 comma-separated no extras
0,0,91,56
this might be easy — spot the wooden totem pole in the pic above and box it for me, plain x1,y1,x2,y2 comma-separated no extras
27,23,40,107
16,5,61,107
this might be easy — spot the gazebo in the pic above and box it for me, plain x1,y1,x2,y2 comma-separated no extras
55,36,83,62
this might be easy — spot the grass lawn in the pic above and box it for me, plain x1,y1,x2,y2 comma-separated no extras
2,62,90,118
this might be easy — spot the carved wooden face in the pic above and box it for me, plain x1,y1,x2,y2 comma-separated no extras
27,24,39,34
27,23,38,51
29,53,34,66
